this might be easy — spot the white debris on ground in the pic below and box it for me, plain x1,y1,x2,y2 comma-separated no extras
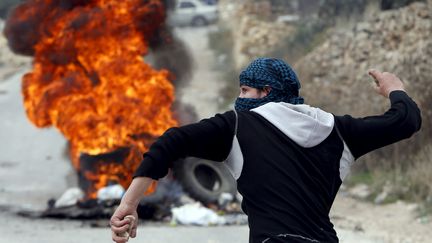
170,192,246,226
217,192,234,207
171,202,226,226
54,187,84,208
96,184,125,201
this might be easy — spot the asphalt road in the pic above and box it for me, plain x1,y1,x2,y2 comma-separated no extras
0,26,250,243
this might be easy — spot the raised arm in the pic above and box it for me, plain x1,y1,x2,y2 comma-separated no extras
335,70,422,159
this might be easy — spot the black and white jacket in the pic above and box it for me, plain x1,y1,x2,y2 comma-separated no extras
135,90,421,243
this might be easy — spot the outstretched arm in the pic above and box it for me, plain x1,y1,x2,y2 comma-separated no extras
111,177,152,243
335,70,421,159
111,111,236,242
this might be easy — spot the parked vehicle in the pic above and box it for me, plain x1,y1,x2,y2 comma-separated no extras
167,0,219,27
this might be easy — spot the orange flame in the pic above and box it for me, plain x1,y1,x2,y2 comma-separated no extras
12,0,176,198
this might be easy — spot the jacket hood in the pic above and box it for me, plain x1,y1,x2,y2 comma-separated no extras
251,102,334,148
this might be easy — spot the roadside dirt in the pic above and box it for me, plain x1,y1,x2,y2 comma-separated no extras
332,194,431,243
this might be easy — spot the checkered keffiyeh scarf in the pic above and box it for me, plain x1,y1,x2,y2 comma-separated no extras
234,58,304,111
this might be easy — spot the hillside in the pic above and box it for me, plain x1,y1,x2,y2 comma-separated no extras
295,0,431,202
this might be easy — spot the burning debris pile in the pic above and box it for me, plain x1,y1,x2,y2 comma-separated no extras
5,0,176,200
34,175,244,225
4,0,241,222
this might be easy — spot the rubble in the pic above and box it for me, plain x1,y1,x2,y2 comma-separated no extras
19,178,245,224
218,0,296,70
348,184,371,200
294,1,432,118
234,17,295,70
294,1,432,206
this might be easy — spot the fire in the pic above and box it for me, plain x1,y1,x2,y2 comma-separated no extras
5,0,176,198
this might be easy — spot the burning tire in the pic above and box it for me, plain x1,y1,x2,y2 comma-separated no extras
173,157,237,204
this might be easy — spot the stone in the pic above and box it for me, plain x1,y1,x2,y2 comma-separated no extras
348,184,371,199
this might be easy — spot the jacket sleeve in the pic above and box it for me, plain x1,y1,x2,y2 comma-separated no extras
334,90,422,159
134,111,236,179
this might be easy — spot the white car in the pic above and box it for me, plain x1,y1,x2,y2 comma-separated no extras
167,0,219,27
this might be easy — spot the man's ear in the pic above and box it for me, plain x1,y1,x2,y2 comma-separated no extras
263,86,272,95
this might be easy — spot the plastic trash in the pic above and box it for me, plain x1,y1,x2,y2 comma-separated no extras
97,184,125,200
171,203,226,226
218,192,234,207
54,187,84,208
